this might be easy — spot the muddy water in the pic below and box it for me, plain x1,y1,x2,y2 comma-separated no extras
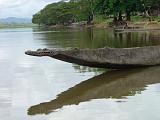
1,27,160,120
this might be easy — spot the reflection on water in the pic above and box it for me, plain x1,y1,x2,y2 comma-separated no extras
1,27,160,120
72,64,106,73
28,66,160,115
33,28,160,48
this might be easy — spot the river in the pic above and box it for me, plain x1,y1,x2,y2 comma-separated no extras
0,27,160,120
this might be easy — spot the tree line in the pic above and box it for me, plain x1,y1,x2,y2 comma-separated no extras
32,0,160,25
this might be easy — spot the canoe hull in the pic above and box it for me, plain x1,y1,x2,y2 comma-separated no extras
25,46,160,69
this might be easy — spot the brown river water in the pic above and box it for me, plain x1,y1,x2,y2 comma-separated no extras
0,27,160,120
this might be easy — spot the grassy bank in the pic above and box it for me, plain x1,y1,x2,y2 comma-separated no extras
93,15,112,28
93,15,160,29
131,16,160,22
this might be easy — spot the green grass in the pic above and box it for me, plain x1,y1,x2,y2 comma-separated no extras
93,15,112,24
131,16,160,22
131,16,149,22
153,16,160,22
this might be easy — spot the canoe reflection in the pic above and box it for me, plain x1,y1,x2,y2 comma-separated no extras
28,66,160,115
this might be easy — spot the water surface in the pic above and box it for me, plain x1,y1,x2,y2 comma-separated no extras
0,27,160,120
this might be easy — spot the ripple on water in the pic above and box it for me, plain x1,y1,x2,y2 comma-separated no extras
0,88,11,106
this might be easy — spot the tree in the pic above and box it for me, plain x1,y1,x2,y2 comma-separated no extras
70,0,95,23
32,12,41,25
123,0,142,21
32,1,76,25
32,0,160,25
141,0,160,17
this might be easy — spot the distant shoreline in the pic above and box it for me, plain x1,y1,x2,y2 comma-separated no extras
0,23,37,28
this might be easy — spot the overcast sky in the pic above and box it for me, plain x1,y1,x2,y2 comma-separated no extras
0,0,59,18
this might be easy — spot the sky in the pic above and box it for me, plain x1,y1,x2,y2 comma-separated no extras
0,0,59,18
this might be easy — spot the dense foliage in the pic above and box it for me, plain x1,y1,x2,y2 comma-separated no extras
32,0,160,25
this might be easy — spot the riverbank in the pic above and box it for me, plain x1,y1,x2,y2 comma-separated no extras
95,21,160,30
48,16,160,30
94,16,160,29
48,21,160,30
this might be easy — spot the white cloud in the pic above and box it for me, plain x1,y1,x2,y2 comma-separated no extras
0,0,59,18
0,0,27,8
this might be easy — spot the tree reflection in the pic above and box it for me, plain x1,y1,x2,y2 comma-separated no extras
33,28,160,49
